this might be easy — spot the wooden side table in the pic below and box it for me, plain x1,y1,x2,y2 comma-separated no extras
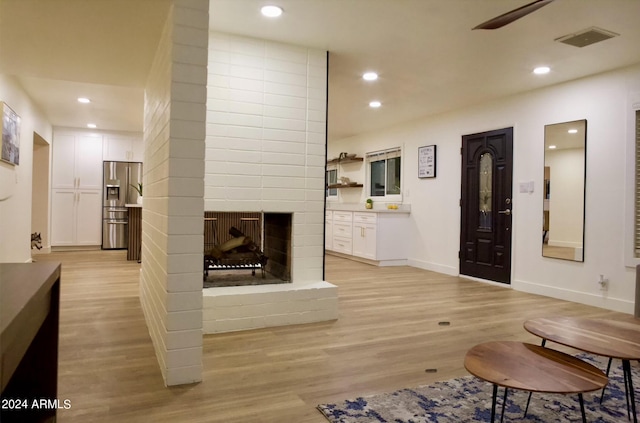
465,341,607,423
524,317,640,423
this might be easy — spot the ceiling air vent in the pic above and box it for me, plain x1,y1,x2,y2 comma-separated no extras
555,27,619,48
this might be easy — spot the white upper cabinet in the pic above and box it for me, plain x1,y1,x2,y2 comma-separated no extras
51,134,76,188
103,134,143,162
52,132,103,189
76,135,103,189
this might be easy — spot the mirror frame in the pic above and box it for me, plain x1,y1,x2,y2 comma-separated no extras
542,119,587,262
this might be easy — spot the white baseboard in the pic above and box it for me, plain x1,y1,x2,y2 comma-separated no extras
513,278,634,314
52,245,101,252
407,258,458,276
325,250,407,267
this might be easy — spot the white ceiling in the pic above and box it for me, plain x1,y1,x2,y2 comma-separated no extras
1,0,639,142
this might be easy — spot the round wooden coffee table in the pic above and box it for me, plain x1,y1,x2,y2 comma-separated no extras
465,341,607,423
524,317,640,423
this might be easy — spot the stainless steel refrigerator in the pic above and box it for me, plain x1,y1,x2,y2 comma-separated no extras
102,161,143,249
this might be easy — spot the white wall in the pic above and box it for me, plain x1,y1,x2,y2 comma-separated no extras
330,63,640,314
0,74,52,262
545,148,585,248
140,0,208,386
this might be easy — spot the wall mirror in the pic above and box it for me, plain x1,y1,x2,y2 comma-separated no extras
542,119,586,262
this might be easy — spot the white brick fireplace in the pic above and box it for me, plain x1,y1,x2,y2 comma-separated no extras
202,33,338,333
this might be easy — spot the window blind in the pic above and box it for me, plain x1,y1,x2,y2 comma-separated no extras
635,110,640,256
366,147,401,162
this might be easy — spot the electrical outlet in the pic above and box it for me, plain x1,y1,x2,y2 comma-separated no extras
598,274,608,291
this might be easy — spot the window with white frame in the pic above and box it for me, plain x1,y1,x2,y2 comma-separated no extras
366,147,402,199
326,168,337,198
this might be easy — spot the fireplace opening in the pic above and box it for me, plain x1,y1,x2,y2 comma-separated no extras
203,212,292,288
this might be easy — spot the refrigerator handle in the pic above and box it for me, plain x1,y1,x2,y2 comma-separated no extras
126,165,131,204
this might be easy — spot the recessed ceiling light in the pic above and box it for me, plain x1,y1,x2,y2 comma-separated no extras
362,72,378,81
369,101,382,108
261,5,283,17
533,66,551,75
87,123,97,129
568,129,578,134
77,97,91,103
548,145,557,149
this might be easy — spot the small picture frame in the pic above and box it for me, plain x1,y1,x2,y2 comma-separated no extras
1,102,21,166
418,145,436,178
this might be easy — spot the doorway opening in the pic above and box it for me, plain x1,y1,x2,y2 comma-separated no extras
31,132,50,255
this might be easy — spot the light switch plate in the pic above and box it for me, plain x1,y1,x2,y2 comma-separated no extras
519,181,534,193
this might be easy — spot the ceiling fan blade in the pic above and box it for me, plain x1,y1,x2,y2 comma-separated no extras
473,0,555,30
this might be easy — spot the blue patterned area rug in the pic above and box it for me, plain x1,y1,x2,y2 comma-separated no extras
318,355,639,422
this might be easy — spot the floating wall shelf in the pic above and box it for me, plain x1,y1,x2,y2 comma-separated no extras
326,157,364,165
327,183,363,189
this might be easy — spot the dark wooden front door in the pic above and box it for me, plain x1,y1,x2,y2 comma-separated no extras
460,127,513,284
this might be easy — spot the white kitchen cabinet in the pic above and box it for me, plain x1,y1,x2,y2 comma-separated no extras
103,134,143,162
51,135,76,189
51,131,104,247
326,209,410,265
353,212,377,260
51,189,102,246
52,133,103,190
325,211,333,250
332,211,353,255
50,190,75,245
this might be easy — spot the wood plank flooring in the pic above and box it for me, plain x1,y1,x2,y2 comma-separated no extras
33,250,638,423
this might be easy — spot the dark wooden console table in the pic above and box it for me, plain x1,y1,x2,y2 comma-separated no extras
1,262,61,422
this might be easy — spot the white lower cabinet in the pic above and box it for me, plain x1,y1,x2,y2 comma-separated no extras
51,189,102,246
331,211,353,255
326,209,409,265
325,211,333,250
353,212,377,260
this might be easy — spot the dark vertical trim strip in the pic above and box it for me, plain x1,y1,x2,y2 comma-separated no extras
322,51,329,281
582,119,588,262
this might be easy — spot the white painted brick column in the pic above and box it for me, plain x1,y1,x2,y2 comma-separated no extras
140,0,208,386
203,33,338,333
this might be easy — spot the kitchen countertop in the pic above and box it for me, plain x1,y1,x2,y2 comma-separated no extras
125,204,142,208
326,203,411,214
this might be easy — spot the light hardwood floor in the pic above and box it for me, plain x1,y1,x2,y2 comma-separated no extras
34,250,637,423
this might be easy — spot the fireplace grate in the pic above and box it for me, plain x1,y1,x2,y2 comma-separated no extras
203,223,268,283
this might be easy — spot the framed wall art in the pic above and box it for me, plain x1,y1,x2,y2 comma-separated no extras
1,101,21,165
418,145,436,178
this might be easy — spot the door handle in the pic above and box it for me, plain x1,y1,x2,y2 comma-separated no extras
498,209,511,216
